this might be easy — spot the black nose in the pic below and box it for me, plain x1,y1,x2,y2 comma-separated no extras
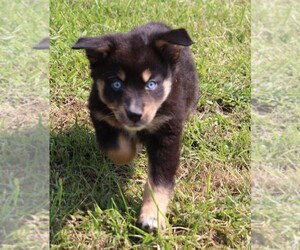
126,110,142,122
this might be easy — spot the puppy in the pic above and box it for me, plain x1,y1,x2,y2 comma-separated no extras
72,22,199,232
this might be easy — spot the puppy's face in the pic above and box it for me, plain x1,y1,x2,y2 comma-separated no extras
72,25,193,131
96,68,171,131
94,53,172,131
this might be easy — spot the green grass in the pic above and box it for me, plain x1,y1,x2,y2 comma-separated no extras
50,0,250,248
251,1,300,249
0,0,49,248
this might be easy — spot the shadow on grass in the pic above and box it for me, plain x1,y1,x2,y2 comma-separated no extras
0,124,49,247
50,123,140,242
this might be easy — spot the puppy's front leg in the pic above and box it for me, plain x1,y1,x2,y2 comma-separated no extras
139,125,181,232
139,178,172,232
93,119,137,165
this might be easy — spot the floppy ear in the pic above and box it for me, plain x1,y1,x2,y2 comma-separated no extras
72,36,113,63
155,28,193,62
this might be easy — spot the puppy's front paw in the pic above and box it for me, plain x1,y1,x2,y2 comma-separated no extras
139,213,166,232
139,180,171,232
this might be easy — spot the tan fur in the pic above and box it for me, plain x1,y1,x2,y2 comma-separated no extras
96,79,118,112
94,111,121,128
117,69,126,82
161,77,172,102
96,79,108,104
96,45,110,53
155,41,180,61
155,40,169,48
142,69,151,82
143,100,158,125
143,77,172,125
139,178,171,230
106,133,137,165
145,115,172,133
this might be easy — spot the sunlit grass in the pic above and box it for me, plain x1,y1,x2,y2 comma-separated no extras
50,0,251,248
251,0,300,249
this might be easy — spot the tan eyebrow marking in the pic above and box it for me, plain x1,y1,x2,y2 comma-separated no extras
142,69,151,82
96,45,110,53
117,69,126,81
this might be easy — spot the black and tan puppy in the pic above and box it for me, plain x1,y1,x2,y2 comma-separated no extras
72,22,199,232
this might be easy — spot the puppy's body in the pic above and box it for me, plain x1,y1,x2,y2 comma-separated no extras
73,22,199,231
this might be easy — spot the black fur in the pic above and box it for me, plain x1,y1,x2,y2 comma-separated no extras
72,22,199,230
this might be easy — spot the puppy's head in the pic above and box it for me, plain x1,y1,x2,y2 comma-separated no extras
72,23,193,131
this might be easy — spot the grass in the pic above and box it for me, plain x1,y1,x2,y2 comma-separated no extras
50,0,251,248
0,0,49,248
251,0,300,249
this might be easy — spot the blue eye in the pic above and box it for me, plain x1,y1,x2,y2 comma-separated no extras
111,80,122,91
146,80,158,90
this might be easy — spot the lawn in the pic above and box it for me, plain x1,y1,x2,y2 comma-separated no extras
251,0,300,248
0,0,49,248
50,0,251,249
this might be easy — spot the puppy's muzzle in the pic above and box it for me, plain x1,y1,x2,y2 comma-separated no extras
126,109,142,123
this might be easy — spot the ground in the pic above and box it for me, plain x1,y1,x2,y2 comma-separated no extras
49,1,251,249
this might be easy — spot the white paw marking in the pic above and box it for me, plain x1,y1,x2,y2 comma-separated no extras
139,215,166,232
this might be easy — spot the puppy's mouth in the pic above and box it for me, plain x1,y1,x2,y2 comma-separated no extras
119,116,148,131
113,110,152,131
123,124,146,131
